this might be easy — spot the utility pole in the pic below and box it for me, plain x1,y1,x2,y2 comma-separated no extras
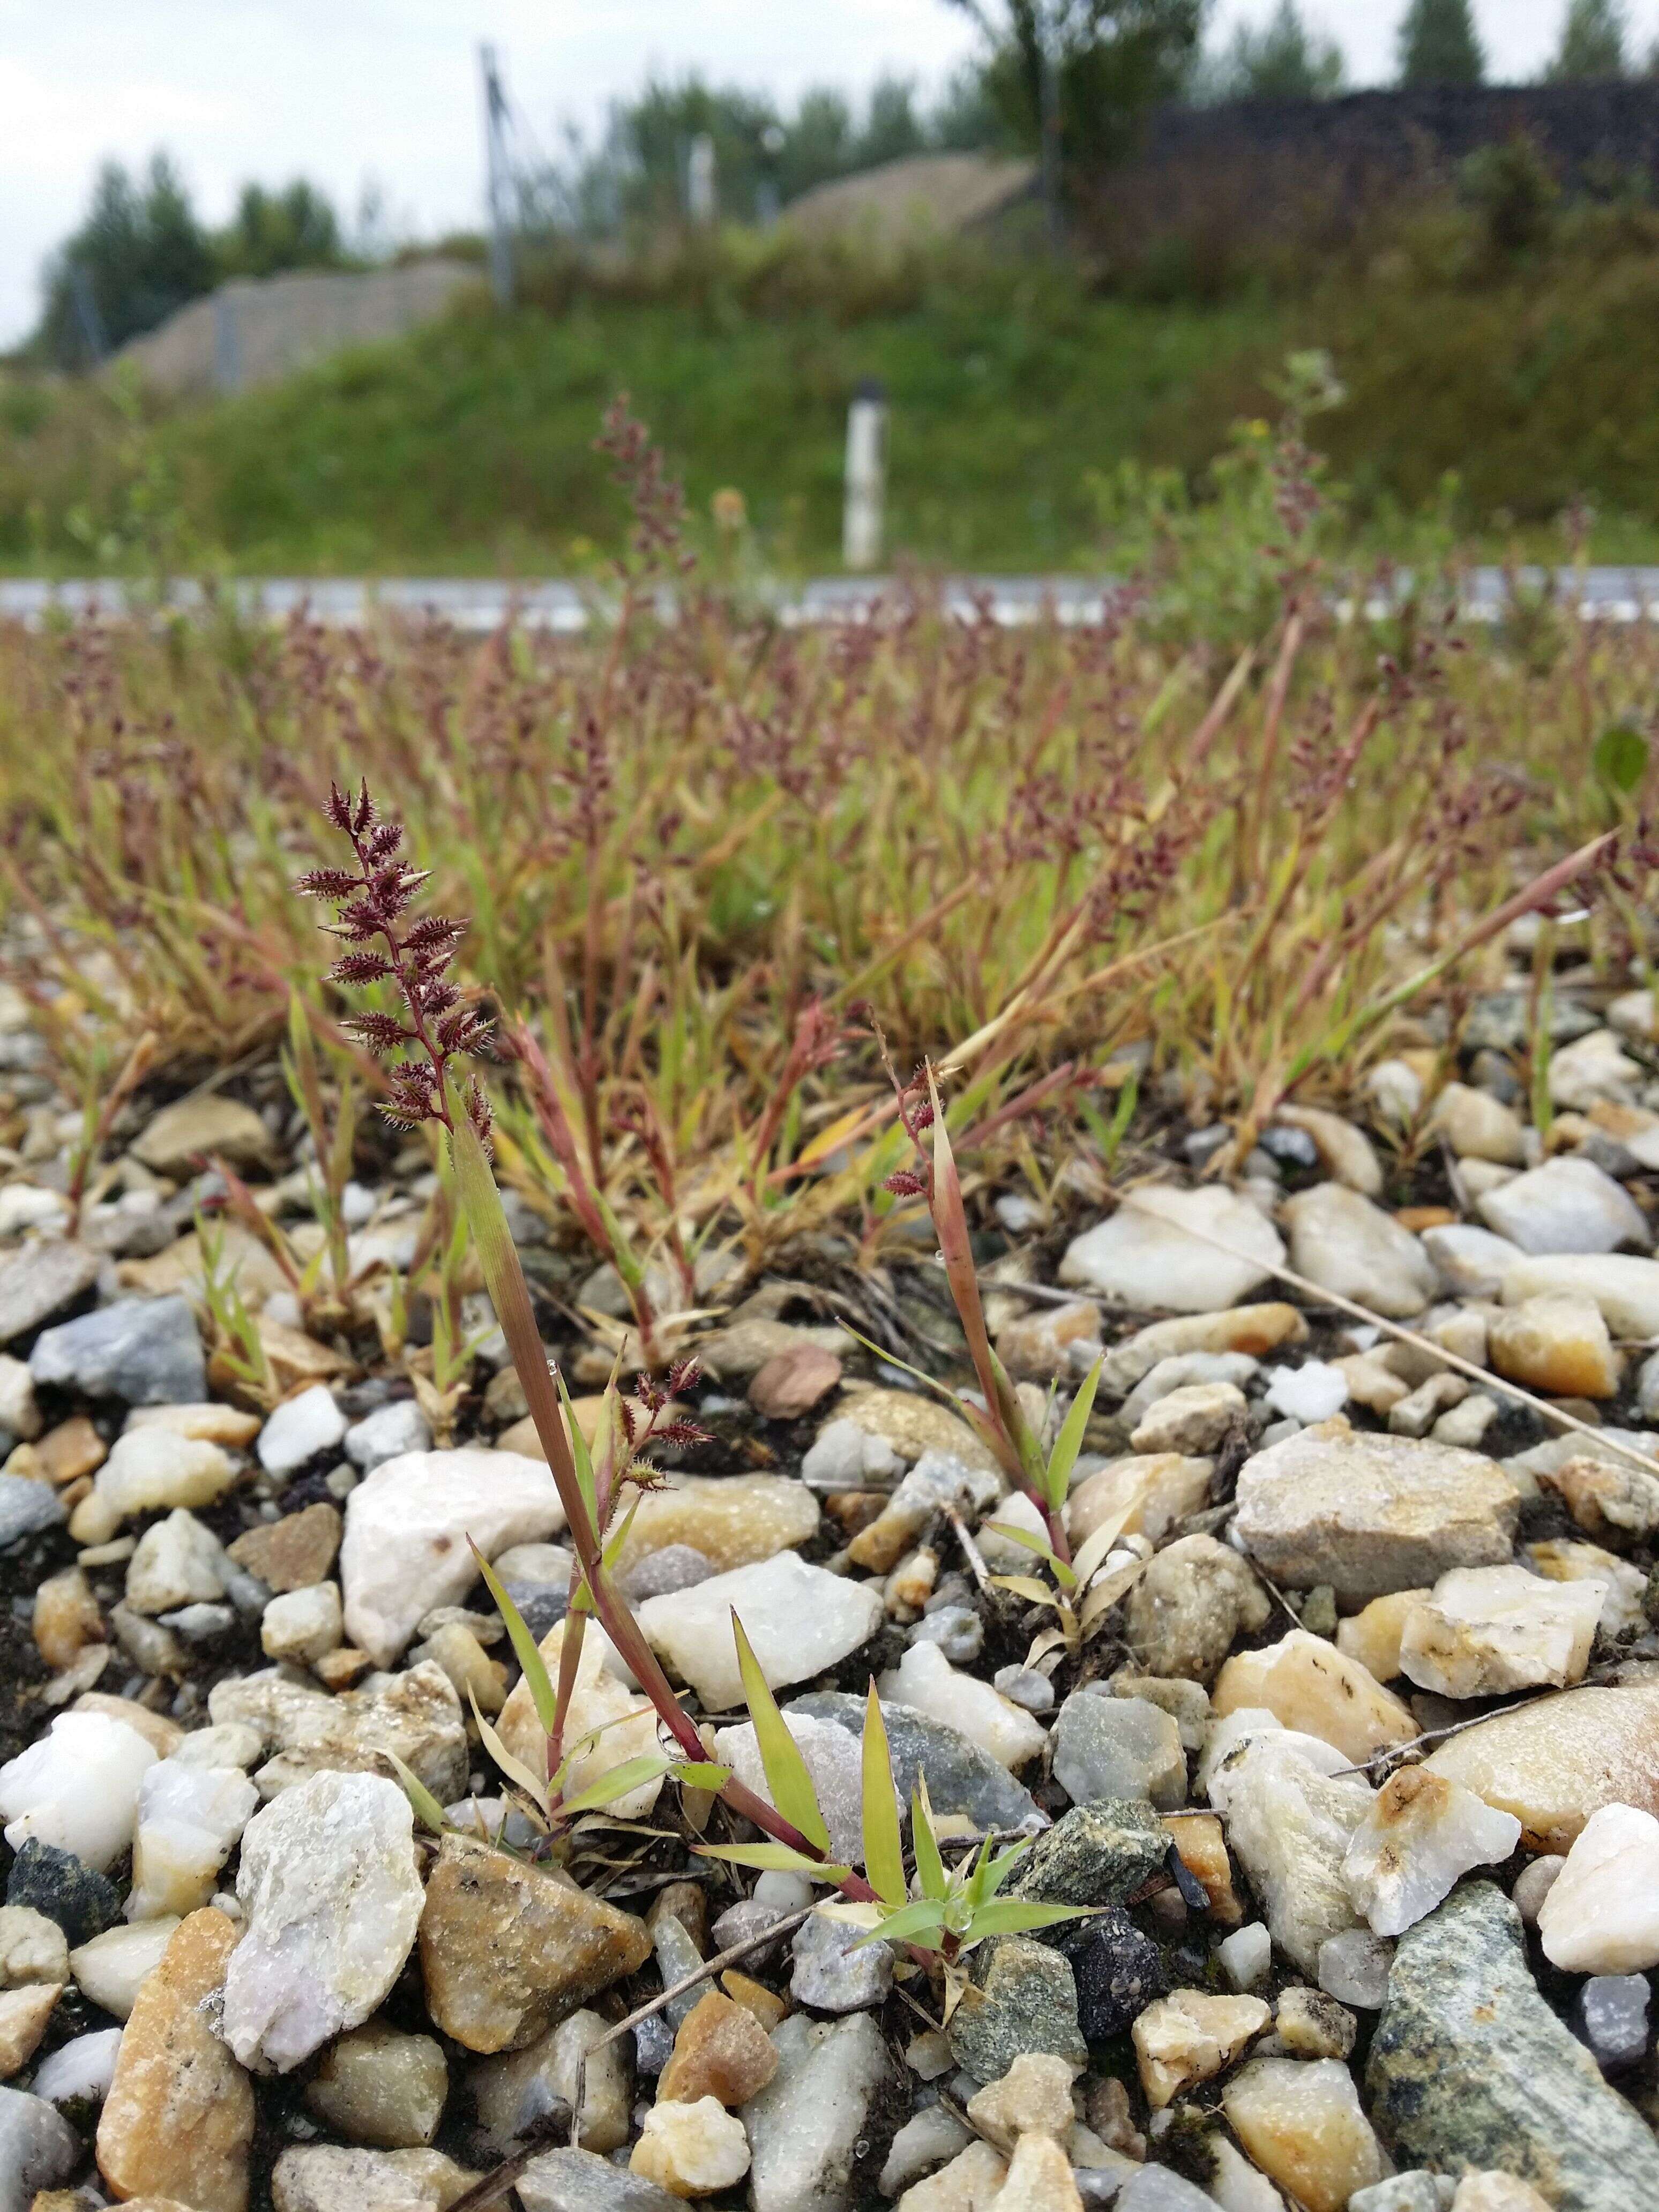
480,43,515,309
1038,29,1065,253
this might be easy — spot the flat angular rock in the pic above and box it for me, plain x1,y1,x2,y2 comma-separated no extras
1008,1801,1170,1908
1343,1768,1521,1937
1066,1453,1213,1549
791,1909,894,2012
1501,1251,1659,1336
226,1500,341,1590
743,2008,904,2212
271,2147,480,2212
1425,1680,1659,1850
209,1660,467,1800
609,1471,818,1578
1222,2055,1384,2212
125,1507,227,1615
0,1242,99,1350
1430,1084,1525,1165
1477,1157,1649,1256
1400,1566,1602,1699
1367,1881,1659,2208
134,1094,274,1176
1068,1907,1166,2039
789,1690,1045,1832
1216,1735,1373,1974
471,2007,632,2153
258,1383,347,1477
1060,1186,1285,1314
1132,1989,1268,2109
517,2147,682,2212
1233,1421,1520,1603
418,1832,651,2053
1051,1693,1185,1810
343,1397,431,1471
6,1839,121,1945
834,1387,997,1470
30,1292,205,1404
303,2019,449,2150
340,1448,568,1666
947,1935,1086,2083
660,1987,779,2106
1489,1294,1618,1400
1214,1630,1416,1764
1098,1305,1307,1396
126,1758,259,1921
223,1772,424,2072
98,1908,252,2211
636,1551,882,1712
1282,1184,1437,1318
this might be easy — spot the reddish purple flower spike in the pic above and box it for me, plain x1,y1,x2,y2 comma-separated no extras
297,781,492,1145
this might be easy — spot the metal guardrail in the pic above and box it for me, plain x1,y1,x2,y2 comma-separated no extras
5,570,1659,632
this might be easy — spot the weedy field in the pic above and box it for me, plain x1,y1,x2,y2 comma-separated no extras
6,409,1659,2212
0,406,1650,1238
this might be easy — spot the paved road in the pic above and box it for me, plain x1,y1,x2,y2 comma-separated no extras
6,569,1659,631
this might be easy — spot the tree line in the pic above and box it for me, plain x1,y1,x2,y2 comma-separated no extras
25,0,1651,368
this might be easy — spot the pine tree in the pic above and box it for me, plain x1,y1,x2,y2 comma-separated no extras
1396,0,1485,86
1218,0,1344,98
1546,0,1627,80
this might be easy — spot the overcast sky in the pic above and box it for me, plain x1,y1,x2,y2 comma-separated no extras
3,0,1654,347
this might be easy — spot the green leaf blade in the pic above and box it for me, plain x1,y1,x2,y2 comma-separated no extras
1043,1353,1103,1513
860,1683,905,1908
472,1543,561,1741
731,1610,832,1855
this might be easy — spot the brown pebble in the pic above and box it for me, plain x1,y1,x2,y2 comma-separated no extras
720,1970,789,2029
824,1491,886,1535
39,1415,108,1485
748,1345,843,1421
1395,1206,1458,1232
313,1646,375,1690
228,1501,342,1591
97,1909,253,2212
648,1881,708,1953
658,1988,780,2106
33,1567,104,1672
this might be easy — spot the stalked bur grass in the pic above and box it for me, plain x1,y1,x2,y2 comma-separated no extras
297,780,892,1900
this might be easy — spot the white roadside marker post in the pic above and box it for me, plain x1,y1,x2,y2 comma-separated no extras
842,379,889,573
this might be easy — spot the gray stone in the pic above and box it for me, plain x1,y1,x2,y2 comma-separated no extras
1477,1157,1650,1257
0,2084,80,2212
651,1907,704,2032
743,2009,903,2212
1010,1802,1171,1908
6,1837,120,1944
946,1933,1086,2081
1350,2180,1455,2212
1233,1423,1520,1604
1051,1693,1186,1810
788,1691,1044,1833
621,1543,715,1602
0,1473,65,1548
994,1665,1056,1714
517,2147,681,2212
908,1603,983,1663
208,1659,468,1801
342,1398,431,1471
1578,1973,1649,2072
790,1910,893,2012
714,1713,865,1867
0,1242,99,1348
28,1294,205,1404
1367,1880,1659,2206
1115,2171,1223,2212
